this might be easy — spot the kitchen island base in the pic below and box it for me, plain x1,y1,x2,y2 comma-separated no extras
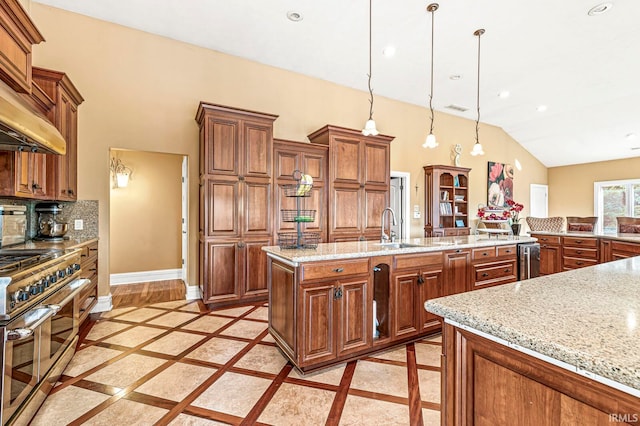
442,322,640,425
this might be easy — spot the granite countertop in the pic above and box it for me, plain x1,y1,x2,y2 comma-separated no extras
529,230,640,242
425,258,640,394
4,238,98,251
263,235,535,263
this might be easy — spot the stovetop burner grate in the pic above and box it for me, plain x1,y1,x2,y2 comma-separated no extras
0,249,63,275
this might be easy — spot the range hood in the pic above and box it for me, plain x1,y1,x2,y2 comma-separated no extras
0,79,66,155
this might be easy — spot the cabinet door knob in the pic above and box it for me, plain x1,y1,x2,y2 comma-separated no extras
334,287,343,299
333,268,344,273
237,242,246,248
68,189,74,195
32,183,41,190
239,176,245,181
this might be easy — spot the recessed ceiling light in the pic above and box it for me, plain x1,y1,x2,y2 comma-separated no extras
536,105,548,112
286,11,303,22
382,45,396,58
498,91,510,99
588,2,613,16
449,74,462,80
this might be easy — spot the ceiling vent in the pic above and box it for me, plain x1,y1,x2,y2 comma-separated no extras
445,104,469,112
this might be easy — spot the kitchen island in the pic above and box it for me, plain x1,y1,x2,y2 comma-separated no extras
263,235,535,372
425,257,640,425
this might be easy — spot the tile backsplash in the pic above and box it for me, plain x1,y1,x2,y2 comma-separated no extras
0,199,99,240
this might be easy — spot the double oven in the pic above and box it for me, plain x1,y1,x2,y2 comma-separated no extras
0,206,89,425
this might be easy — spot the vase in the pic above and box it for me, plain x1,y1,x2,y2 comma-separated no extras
511,223,521,236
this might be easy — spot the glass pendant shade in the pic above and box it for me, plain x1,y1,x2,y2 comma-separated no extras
362,119,379,136
116,171,130,188
470,141,484,156
422,132,438,148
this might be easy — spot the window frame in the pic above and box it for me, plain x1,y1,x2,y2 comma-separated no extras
594,178,640,234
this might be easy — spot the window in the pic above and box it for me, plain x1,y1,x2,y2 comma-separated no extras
594,179,640,234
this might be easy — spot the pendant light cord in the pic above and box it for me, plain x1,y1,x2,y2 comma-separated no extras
474,29,484,144
367,0,374,120
428,4,436,134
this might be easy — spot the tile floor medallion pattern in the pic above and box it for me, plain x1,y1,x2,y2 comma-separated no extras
32,299,442,425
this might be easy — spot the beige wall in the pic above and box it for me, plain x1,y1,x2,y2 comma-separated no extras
548,157,640,217
109,149,182,274
29,4,547,298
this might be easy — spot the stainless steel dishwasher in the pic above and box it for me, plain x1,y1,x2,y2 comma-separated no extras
517,242,540,280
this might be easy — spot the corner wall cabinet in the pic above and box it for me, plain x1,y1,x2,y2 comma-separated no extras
424,165,471,237
196,103,278,308
308,125,394,242
32,67,84,201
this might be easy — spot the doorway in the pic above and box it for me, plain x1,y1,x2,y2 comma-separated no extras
390,171,411,239
530,184,548,218
109,149,188,297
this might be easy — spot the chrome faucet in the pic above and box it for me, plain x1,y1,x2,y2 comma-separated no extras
380,207,397,243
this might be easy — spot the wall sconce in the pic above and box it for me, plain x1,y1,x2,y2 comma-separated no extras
110,157,132,188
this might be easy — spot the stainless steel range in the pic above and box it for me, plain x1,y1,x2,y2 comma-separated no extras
0,247,89,425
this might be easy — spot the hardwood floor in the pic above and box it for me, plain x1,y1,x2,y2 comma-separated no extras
110,279,186,308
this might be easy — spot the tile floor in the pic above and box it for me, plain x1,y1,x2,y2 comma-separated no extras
32,300,442,425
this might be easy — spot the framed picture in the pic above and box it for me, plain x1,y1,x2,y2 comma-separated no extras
487,162,514,208
455,219,465,227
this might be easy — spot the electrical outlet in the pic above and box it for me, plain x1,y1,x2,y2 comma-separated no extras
74,219,84,230
413,211,421,219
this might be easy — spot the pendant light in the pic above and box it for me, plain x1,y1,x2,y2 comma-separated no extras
362,0,379,136
422,3,439,149
470,28,485,156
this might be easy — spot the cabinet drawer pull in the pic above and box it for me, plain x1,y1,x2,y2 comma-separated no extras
68,189,74,195
541,238,548,241
237,242,246,248
482,252,488,256
481,273,489,277
333,287,343,299
576,250,582,254
576,261,583,265
505,249,512,253
504,269,511,273
333,268,344,273
575,240,582,244
456,249,462,253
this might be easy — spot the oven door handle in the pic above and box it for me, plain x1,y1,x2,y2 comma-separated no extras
52,278,91,311
5,305,59,341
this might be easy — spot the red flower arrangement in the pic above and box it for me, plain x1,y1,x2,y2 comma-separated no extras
506,199,524,223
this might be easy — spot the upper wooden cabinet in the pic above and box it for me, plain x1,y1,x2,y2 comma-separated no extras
424,165,471,237
0,0,44,93
32,67,84,201
195,103,278,308
308,125,394,242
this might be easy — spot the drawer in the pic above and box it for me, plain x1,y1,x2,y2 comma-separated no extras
496,244,517,257
563,256,598,269
79,241,99,262
395,252,443,270
533,235,561,245
610,241,640,255
473,260,517,289
302,258,370,281
563,247,598,260
472,247,496,260
562,237,598,248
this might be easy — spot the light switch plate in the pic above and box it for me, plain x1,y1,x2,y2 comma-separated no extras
413,211,421,219
74,219,84,230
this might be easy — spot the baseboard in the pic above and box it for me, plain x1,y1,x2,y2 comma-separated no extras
110,269,182,286
185,283,201,300
90,294,113,313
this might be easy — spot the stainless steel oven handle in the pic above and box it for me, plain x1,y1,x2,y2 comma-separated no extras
52,278,91,311
5,305,59,341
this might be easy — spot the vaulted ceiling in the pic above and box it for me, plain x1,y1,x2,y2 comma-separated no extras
33,0,640,167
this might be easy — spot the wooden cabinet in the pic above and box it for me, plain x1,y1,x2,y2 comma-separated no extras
76,240,98,325
0,150,51,198
444,248,472,295
391,252,444,339
531,234,562,275
308,125,393,242
442,323,640,425
424,165,471,237
562,236,599,270
32,67,84,201
0,0,44,93
273,139,328,242
609,240,640,261
471,244,517,290
196,103,277,308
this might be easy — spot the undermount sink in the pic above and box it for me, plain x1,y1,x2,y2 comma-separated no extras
374,242,422,249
